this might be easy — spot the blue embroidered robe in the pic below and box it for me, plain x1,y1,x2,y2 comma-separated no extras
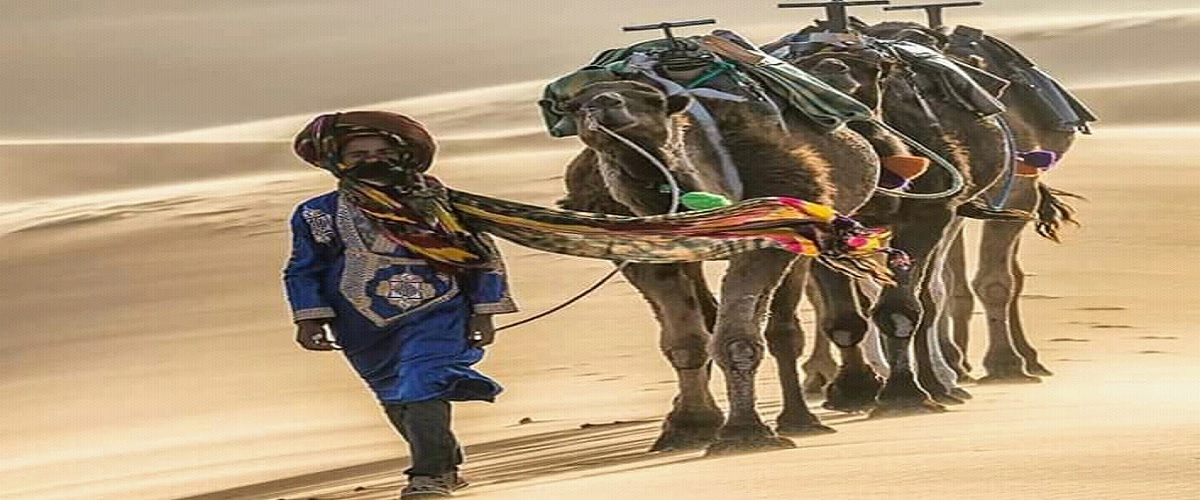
283,191,518,404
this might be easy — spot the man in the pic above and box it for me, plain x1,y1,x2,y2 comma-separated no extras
284,111,518,499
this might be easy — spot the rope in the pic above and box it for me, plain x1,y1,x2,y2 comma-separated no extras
868,118,967,200
494,80,970,331
685,61,736,89
496,119,682,331
987,115,1019,210
494,266,624,332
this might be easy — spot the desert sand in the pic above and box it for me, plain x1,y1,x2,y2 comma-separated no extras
1,2,1198,499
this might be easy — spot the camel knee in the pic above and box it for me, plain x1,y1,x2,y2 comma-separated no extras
665,347,708,371
873,295,921,339
662,335,709,371
971,277,1014,306
950,288,974,309
714,338,764,372
825,313,868,347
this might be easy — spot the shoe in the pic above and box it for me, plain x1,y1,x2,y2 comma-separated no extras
443,472,470,491
400,475,452,499
399,472,467,499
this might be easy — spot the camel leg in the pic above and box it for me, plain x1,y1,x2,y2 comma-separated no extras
914,218,972,404
621,262,725,451
801,324,838,394
810,263,882,413
1009,241,1053,376
947,232,977,378
944,231,976,381
801,278,839,395
766,259,836,436
974,220,1042,384
870,204,954,417
707,250,798,455
857,279,891,377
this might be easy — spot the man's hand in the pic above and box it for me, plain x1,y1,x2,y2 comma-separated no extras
467,314,496,348
296,319,340,351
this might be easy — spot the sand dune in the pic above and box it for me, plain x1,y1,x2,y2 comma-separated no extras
3,2,1198,499
1,126,1198,499
1073,80,1200,125
2,1,1196,139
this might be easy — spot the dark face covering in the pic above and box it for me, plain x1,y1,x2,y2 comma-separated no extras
342,149,422,188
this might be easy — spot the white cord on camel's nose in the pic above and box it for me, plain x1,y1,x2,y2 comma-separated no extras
591,121,682,215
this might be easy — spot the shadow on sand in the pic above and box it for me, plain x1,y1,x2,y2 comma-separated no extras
179,403,875,500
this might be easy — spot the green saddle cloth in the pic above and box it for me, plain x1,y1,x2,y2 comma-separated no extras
537,30,873,138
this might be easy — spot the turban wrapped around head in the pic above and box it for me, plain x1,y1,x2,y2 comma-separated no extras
293,110,438,174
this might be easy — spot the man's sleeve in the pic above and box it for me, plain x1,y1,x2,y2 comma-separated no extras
465,235,519,315
283,204,337,322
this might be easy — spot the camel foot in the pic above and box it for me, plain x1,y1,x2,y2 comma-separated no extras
957,372,978,384
775,411,837,436
922,379,967,406
802,371,831,395
802,355,838,395
949,386,974,400
870,398,947,418
870,373,946,418
649,406,723,452
822,366,883,413
917,372,954,403
1025,362,1054,377
705,424,796,456
931,390,967,406
978,372,1042,385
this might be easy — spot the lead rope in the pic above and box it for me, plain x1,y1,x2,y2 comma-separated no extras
496,119,682,331
869,118,967,200
987,115,1020,210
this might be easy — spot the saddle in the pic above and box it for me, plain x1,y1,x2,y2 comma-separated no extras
774,29,1008,118
947,25,1098,133
538,30,872,138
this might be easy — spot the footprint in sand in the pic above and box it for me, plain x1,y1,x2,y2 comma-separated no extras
1074,306,1128,311
1021,294,1062,300
1091,324,1135,329
1049,338,1090,342
1139,335,1179,340
1138,350,1170,355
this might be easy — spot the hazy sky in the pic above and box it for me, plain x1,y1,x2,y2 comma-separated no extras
2,0,1195,138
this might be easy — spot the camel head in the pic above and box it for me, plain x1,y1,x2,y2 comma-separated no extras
564,80,691,151
791,49,894,111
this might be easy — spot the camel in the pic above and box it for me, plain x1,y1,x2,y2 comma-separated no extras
554,71,882,453
776,25,1026,415
933,24,1084,383
849,21,1087,386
